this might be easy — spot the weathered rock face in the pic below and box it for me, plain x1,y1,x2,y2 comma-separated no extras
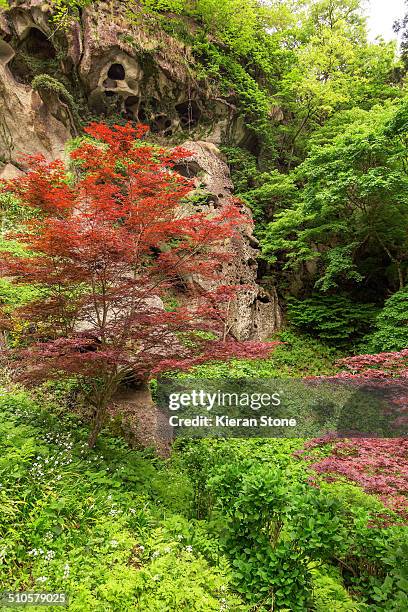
178,141,282,340
0,0,282,339
0,10,71,177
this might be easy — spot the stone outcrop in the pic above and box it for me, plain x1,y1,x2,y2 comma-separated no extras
178,140,281,340
0,4,72,175
0,0,282,339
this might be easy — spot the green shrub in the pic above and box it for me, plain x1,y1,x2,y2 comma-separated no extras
206,462,349,610
365,286,408,352
287,295,378,345
0,278,40,309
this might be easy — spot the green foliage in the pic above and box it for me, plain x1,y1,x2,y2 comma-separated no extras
178,437,407,611
221,146,298,224
191,39,276,150
0,193,37,234
365,285,408,352
1,387,406,610
0,390,243,611
49,0,92,28
176,328,341,380
262,101,408,296
141,0,277,55
206,462,349,609
0,278,40,310
220,146,259,193
31,75,81,126
312,566,364,611
174,437,305,519
242,170,298,225
287,295,378,344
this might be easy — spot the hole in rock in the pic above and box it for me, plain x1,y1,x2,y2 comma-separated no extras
157,115,170,130
175,100,201,128
108,63,125,80
24,28,56,59
104,90,116,97
173,161,201,178
9,28,56,83
240,131,260,155
150,114,171,133
206,194,218,205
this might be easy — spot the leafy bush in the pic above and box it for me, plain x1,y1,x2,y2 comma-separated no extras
365,286,408,352
287,295,378,345
206,462,350,610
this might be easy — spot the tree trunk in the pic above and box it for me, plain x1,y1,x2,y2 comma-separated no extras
88,405,107,448
396,261,404,291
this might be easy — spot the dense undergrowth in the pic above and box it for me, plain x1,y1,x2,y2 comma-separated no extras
0,384,407,611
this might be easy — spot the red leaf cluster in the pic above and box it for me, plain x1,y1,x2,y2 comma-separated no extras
301,349,408,520
300,437,408,521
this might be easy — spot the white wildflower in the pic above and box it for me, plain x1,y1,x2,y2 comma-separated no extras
44,550,55,561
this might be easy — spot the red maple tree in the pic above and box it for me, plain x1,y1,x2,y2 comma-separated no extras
0,122,276,446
